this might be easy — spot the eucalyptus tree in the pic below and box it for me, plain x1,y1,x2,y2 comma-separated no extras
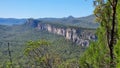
79,0,119,67
24,40,51,68
94,0,118,65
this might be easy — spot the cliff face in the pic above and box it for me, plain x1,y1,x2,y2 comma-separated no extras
25,19,97,46
36,23,97,47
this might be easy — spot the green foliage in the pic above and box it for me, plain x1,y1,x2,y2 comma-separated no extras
0,24,86,67
116,1,120,39
114,1,120,68
24,40,50,56
6,61,12,68
24,40,51,67
79,0,120,68
58,58,79,68
24,39,85,68
114,40,120,68
79,28,110,68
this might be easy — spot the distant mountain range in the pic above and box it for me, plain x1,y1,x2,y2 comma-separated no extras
0,15,99,28
0,18,26,25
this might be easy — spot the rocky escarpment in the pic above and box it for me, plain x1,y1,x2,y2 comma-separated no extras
26,19,97,46
37,23,96,46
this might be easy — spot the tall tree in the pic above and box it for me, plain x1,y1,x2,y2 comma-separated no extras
24,40,51,67
94,0,118,66
79,0,119,67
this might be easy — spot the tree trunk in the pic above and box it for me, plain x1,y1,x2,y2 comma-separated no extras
8,42,13,68
109,0,118,67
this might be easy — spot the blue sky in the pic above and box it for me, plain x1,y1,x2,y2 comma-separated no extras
0,0,94,18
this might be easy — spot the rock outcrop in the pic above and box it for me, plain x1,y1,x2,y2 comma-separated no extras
36,23,97,47
25,19,97,46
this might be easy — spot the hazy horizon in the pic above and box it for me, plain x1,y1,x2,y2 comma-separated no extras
0,14,94,19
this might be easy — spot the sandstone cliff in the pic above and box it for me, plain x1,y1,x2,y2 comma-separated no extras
36,23,96,46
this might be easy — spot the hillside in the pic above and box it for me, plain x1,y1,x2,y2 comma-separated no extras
0,24,86,67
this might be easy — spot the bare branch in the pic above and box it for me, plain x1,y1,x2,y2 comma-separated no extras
108,0,113,6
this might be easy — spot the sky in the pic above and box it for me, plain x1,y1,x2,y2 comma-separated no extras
0,0,94,18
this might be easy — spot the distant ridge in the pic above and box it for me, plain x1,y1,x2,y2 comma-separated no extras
0,15,98,28
0,18,26,25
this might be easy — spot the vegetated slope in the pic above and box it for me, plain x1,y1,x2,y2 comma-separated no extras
0,24,85,67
